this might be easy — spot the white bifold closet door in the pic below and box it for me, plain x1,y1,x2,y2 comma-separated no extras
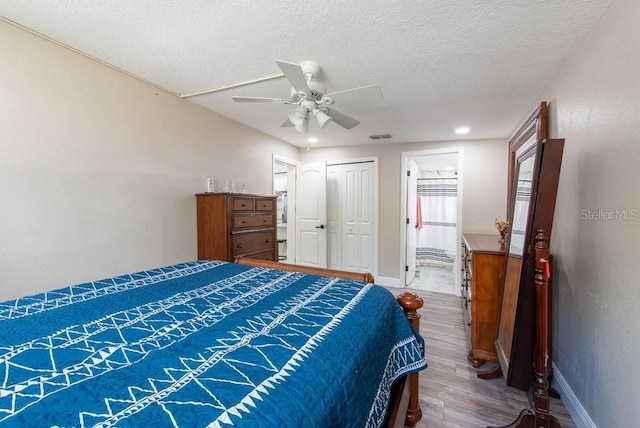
327,161,377,276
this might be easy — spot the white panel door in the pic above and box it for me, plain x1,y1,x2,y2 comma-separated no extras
296,162,327,268
342,165,359,271
341,162,375,273
326,165,342,270
357,164,374,273
327,161,376,274
405,159,418,285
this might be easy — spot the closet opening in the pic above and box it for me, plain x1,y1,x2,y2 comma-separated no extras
274,156,378,277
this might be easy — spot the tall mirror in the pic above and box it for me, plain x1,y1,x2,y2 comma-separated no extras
495,143,540,389
495,135,564,391
509,147,537,257
506,102,547,218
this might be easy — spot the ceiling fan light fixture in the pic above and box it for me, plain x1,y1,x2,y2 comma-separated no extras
313,109,333,129
233,60,379,139
288,106,307,125
294,117,309,134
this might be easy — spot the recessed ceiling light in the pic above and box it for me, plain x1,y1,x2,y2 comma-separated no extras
455,126,470,135
308,137,318,143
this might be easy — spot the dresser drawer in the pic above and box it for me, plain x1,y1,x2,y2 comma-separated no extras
232,214,274,229
231,198,254,211
231,232,274,257
255,199,274,211
243,250,275,261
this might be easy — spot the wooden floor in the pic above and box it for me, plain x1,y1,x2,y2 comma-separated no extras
385,287,576,428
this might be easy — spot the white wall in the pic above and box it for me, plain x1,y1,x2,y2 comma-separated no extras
0,20,298,301
299,139,507,281
538,0,640,425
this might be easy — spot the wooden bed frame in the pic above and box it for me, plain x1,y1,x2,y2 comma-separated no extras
235,258,424,427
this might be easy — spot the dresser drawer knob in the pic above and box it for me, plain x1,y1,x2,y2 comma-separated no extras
265,239,271,243
237,243,243,248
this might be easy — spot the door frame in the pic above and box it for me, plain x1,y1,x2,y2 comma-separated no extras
405,158,419,285
399,147,464,295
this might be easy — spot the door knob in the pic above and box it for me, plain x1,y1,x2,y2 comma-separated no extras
315,225,325,229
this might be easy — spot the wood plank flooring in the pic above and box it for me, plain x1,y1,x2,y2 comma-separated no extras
383,287,576,428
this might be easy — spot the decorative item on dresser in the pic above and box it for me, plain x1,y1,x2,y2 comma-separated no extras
461,233,505,370
196,193,277,261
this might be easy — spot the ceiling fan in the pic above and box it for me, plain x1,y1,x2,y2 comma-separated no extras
232,60,383,134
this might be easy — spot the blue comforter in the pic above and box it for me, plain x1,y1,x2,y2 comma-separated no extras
0,261,426,427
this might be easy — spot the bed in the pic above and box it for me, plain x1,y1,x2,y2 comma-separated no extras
0,258,427,427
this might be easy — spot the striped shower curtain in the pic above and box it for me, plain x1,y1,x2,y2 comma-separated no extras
416,177,457,266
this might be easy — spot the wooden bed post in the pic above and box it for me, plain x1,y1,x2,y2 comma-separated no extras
490,230,561,428
397,292,424,427
530,230,561,428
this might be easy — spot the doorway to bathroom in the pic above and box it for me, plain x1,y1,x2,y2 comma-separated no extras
401,148,463,295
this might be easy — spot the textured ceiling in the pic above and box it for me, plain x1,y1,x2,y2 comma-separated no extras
0,1,609,148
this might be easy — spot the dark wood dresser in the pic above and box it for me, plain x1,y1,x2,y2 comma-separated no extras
196,193,277,262
461,233,505,367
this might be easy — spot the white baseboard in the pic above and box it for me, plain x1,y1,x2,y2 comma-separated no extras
552,362,596,428
376,276,401,287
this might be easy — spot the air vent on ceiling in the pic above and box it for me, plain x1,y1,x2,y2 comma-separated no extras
369,133,392,140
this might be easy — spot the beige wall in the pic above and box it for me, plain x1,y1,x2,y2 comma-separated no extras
538,0,639,425
299,139,508,281
0,20,298,301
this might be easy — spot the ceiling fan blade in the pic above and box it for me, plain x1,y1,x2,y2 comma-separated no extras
281,118,294,127
232,96,292,104
275,60,309,94
323,84,383,104
327,108,360,129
